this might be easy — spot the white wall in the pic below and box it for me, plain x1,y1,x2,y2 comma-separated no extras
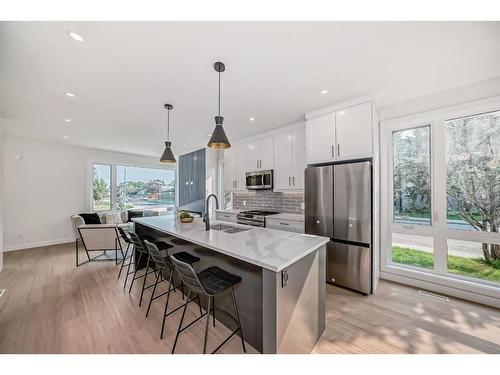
0,124,4,270
3,136,173,252
378,76,500,120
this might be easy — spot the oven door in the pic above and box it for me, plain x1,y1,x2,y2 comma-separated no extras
246,171,264,190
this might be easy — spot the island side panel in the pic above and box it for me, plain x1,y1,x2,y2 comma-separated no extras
262,245,326,354
134,223,264,353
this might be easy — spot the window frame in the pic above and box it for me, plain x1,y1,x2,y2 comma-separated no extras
380,96,500,302
87,160,176,212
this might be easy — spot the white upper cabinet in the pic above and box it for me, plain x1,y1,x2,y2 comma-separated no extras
335,102,373,160
306,113,336,164
273,131,293,190
273,125,306,190
224,144,246,191
245,137,274,171
306,102,374,164
224,147,236,191
291,127,306,189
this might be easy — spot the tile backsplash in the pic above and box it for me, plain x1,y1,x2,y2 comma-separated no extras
226,190,304,214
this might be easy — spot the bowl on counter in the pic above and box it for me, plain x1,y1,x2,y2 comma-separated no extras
179,217,194,223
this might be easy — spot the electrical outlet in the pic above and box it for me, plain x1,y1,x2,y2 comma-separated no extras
301,202,305,210
243,200,246,206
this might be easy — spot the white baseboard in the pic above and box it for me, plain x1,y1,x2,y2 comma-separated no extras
380,271,500,309
4,238,75,252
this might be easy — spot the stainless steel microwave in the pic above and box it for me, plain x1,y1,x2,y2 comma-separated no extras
246,170,273,190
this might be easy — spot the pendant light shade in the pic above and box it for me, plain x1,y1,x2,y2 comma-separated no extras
160,104,176,163
207,62,231,149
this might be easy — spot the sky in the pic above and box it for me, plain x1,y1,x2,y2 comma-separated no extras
94,164,175,184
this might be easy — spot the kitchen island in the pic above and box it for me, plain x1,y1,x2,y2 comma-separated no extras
133,216,329,354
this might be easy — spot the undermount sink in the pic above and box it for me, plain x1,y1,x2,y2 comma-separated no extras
210,224,251,234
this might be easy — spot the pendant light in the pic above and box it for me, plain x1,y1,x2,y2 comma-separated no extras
160,104,176,163
207,61,231,149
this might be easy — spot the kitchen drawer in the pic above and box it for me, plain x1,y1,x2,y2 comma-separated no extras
266,218,304,233
215,211,238,223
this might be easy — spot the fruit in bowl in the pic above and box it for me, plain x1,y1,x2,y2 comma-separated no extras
179,211,194,223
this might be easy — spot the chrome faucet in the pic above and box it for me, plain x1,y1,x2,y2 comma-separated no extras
203,194,219,230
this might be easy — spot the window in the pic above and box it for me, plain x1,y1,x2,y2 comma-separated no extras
390,125,434,270
117,165,175,213
445,110,500,283
393,126,432,225
92,164,111,211
392,233,434,270
446,111,500,232
90,163,175,213
381,100,500,303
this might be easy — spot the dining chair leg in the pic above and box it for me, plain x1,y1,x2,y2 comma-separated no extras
123,248,135,289
146,270,161,317
202,297,212,354
212,296,216,327
160,270,174,339
231,287,246,353
128,252,143,293
139,254,151,306
118,243,131,279
171,290,191,353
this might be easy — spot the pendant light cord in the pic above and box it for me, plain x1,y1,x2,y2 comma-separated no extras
218,70,221,116
167,108,170,141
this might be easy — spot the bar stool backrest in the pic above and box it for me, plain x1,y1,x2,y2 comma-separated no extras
170,256,206,295
117,226,132,244
143,240,171,270
128,232,148,254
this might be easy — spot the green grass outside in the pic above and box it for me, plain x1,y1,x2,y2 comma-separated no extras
392,246,500,283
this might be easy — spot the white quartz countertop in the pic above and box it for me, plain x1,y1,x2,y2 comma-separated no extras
133,216,328,272
268,213,305,222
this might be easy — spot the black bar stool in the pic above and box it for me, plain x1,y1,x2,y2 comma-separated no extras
116,226,133,279
143,240,203,339
170,256,246,354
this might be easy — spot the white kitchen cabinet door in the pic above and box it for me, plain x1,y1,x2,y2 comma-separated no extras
306,113,335,164
224,148,236,191
291,127,306,189
258,137,274,170
233,143,248,191
273,131,293,190
335,102,373,159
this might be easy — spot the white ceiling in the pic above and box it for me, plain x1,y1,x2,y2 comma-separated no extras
1,21,500,157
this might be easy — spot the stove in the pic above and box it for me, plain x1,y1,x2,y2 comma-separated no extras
236,210,279,227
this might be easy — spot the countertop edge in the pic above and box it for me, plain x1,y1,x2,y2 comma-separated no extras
133,218,328,272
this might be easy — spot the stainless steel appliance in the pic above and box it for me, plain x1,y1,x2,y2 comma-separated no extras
246,170,273,190
305,161,372,294
237,210,279,227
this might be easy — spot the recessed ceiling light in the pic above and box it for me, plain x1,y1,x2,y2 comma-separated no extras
249,117,255,122
63,135,69,140
182,144,187,147
68,32,85,42
208,134,212,137
320,89,329,95
65,92,75,98
64,118,72,123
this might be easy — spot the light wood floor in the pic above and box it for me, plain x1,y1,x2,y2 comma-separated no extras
0,243,499,354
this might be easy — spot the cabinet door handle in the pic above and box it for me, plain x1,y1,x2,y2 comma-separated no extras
279,222,290,226
288,176,291,186
331,145,334,157
337,144,340,157
292,176,295,186
235,180,237,188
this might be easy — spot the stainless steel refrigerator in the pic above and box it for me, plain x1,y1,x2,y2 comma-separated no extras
305,161,372,294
